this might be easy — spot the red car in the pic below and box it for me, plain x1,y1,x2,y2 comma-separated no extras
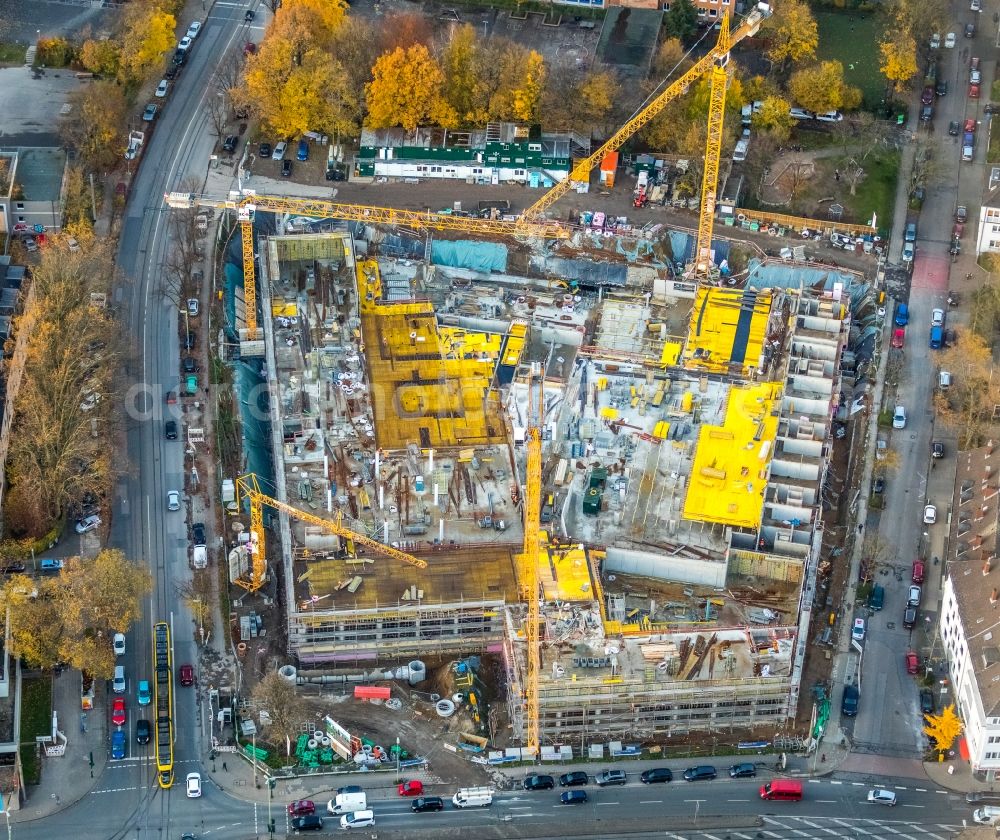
891,328,905,349
178,663,195,686
398,780,424,797
912,559,925,584
905,650,919,675
112,697,127,726
287,800,315,817
970,83,981,99
965,118,977,134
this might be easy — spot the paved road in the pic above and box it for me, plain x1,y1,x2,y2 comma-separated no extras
4,774,970,839
845,7,991,758
73,2,270,837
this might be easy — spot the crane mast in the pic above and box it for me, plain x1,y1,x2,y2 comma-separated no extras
694,12,732,279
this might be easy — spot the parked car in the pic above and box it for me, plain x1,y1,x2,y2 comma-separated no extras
930,32,941,48
842,684,859,716
271,141,287,160
523,775,555,791
76,514,102,533
912,559,925,583
559,771,588,787
965,22,976,38
905,650,919,674
297,139,309,161
167,490,180,511
222,135,238,153
142,104,158,122
729,763,756,778
165,420,178,440
40,558,64,572
640,768,673,783
923,504,937,524
683,765,718,781
921,86,934,105
259,142,272,158
936,79,948,96
945,32,957,47
970,83,980,98
182,356,200,373
904,605,917,628
893,405,907,429
192,522,206,544
908,584,922,606
178,663,195,686
949,120,961,135
595,769,627,786
931,441,945,459
891,328,905,348
113,633,126,656
178,36,192,51
920,690,935,714
902,242,915,262
155,79,169,97
852,617,865,642
956,204,968,222
281,158,292,177
186,21,202,39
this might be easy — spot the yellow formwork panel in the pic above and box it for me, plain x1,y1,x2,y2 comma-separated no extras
272,302,298,317
682,381,780,528
518,540,596,604
660,341,682,367
684,287,772,375
359,288,505,451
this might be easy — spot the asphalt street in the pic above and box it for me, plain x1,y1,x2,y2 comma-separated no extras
843,7,990,758
4,775,970,839
86,2,273,837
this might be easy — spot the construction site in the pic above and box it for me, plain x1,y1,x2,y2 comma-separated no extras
169,4,874,751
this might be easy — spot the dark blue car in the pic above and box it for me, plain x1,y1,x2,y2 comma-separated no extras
111,729,126,760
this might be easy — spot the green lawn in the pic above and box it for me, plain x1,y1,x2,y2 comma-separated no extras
814,11,887,109
0,43,27,66
19,676,52,785
851,150,899,234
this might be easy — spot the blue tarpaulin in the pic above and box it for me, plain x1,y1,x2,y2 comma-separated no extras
431,240,508,273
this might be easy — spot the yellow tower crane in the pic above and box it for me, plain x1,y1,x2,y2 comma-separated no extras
521,4,770,223
521,374,544,753
694,11,733,279
233,473,427,593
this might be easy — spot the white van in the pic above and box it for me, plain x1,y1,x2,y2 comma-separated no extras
113,665,126,694
327,791,367,815
733,139,749,162
192,545,207,569
974,806,1000,824
452,786,494,808
340,810,374,828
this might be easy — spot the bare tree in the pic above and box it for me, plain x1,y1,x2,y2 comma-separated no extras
205,92,229,139
161,179,204,307
909,136,942,194
251,672,311,755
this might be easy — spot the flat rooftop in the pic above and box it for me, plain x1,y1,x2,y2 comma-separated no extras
8,147,65,201
294,543,520,611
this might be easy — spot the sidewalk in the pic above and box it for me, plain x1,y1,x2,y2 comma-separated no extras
11,669,108,822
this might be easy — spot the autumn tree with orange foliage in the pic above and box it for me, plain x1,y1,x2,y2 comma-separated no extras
366,44,456,131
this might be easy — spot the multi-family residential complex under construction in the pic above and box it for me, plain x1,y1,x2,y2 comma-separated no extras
234,217,855,748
